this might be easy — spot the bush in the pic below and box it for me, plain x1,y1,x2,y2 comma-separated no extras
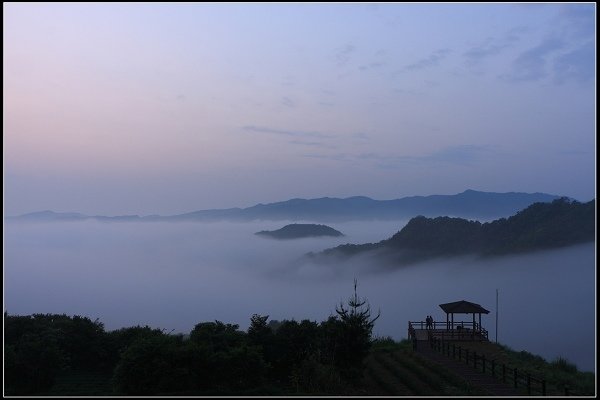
290,355,344,394
551,357,578,373
112,334,206,395
4,332,66,395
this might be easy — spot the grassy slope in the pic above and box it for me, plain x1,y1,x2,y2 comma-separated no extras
445,340,596,396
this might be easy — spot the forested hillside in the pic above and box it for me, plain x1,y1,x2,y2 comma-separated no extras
318,198,595,265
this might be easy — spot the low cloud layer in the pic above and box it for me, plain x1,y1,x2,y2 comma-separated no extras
4,220,595,372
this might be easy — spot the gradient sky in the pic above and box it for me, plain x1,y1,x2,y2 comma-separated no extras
3,3,596,215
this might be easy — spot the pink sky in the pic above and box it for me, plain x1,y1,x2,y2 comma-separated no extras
4,3,595,215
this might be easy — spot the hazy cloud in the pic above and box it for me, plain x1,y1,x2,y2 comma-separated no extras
281,75,296,87
557,149,592,156
553,40,594,84
243,126,335,139
335,44,356,67
464,38,509,66
557,4,595,40
398,48,451,72
301,153,354,163
281,96,296,108
352,146,491,168
289,140,337,149
498,5,595,85
414,144,495,166
317,101,335,107
359,49,387,72
462,27,528,75
302,145,495,168
393,88,421,96
501,37,564,82
505,26,528,43
351,132,370,141
499,5,594,85
359,61,385,71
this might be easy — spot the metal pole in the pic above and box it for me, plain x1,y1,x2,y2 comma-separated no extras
496,289,499,343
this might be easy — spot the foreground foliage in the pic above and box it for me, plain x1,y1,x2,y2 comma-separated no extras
5,278,594,396
5,312,594,396
4,282,380,395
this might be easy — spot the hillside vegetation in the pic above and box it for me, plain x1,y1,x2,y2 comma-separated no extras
5,311,595,396
317,198,595,265
4,282,379,396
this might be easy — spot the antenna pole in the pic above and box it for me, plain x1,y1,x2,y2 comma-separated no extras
496,289,499,343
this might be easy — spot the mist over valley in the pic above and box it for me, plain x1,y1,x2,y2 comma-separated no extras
4,217,595,372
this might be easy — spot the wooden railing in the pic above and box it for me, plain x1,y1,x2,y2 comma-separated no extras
427,336,578,396
408,321,415,338
408,321,488,341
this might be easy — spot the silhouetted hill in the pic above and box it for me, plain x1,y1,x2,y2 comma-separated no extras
188,190,560,221
314,198,595,265
5,211,141,222
7,210,89,221
256,224,344,239
6,190,563,222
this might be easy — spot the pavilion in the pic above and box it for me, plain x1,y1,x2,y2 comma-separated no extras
439,300,490,337
408,299,491,342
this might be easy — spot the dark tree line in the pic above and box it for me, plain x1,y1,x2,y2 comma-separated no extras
4,282,380,395
328,198,595,263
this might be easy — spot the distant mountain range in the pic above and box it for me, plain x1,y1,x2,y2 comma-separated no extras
309,198,596,267
256,224,344,239
6,189,564,223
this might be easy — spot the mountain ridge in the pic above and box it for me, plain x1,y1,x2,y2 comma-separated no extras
310,197,596,266
6,189,566,223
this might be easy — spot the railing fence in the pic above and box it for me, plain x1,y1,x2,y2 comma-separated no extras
425,335,578,396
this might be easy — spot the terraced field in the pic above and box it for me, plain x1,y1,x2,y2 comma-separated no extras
359,345,489,396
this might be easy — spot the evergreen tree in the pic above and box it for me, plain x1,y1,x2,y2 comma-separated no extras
333,279,380,380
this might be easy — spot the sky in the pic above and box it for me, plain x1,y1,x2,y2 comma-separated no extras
3,3,596,216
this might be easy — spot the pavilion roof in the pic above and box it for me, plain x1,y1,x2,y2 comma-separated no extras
439,300,490,314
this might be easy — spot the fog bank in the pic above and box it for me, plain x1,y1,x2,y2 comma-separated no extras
4,220,595,372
